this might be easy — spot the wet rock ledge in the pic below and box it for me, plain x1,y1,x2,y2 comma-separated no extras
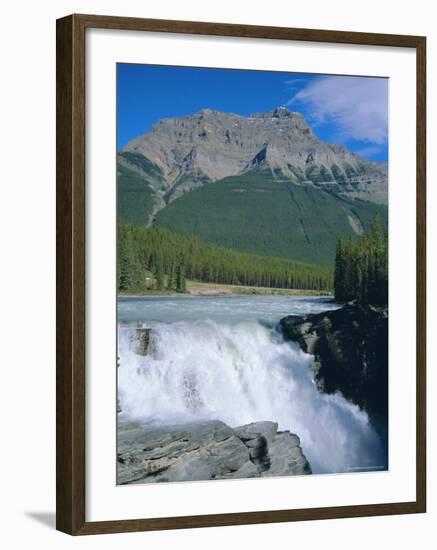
280,304,388,427
117,420,311,484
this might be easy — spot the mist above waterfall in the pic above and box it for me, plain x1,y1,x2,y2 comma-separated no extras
118,303,384,475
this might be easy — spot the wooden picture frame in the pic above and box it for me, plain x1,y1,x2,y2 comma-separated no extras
56,13,426,535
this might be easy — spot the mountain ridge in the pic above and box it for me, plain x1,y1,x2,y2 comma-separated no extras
119,107,387,209
117,107,388,266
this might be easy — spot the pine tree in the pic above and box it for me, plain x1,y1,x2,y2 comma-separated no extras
176,260,186,293
118,226,134,292
334,214,388,305
334,236,344,300
155,257,164,290
167,262,176,290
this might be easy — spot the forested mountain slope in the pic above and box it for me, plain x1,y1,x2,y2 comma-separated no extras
154,169,387,266
117,108,388,266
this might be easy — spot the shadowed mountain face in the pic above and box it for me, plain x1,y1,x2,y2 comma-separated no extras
117,108,388,265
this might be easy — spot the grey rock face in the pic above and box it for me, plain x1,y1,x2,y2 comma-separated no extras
120,107,387,206
279,304,388,418
280,303,388,468
117,420,311,484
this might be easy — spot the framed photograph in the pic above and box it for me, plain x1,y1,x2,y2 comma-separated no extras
56,14,426,535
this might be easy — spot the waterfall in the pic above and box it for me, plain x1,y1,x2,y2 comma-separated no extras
118,319,383,474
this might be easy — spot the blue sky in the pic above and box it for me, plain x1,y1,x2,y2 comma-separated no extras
117,64,388,162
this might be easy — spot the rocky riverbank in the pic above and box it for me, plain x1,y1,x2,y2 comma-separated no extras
117,419,311,484
279,303,388,451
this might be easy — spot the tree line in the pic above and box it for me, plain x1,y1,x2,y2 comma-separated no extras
334,214,388,305
117,219,333,293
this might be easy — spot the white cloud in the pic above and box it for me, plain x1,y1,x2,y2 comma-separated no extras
284,77,308,91
287,76,388,144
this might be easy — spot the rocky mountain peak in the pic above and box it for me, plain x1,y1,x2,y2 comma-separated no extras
272,106,292,117
120,108,388,205
253,106,295,118
194,108,227,118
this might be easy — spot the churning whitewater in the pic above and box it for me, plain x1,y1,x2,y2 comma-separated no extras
117,296,383,475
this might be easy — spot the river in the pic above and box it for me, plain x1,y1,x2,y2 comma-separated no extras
117,295,385,475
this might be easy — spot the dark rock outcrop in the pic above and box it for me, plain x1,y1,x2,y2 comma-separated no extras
135,327,151,356
280,304,388,447
117,420,311,484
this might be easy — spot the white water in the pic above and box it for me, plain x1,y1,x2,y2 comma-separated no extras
118,296,384,474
